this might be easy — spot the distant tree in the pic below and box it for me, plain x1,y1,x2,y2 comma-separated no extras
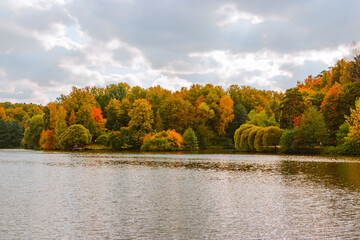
279,88,305,129
39,129,57,150
254,128,265,152
298,106,328,148
262,126,284,151
96,133,110,147
234,124,254,151
0,120,23,148
239,127,253,152
336,122,350,146
321,83,344,138
58,124,92,150
183,127,199,151
247,126,262,151
55,105,68,145
226,103,248,139
108,83,126,101
280,128,300,154
247,110,278,127
105,98,122,131
24,115,44,149
346,98,360,142
141,130,183,151
109,128,133,150
128,99,154,147
216,95,234,135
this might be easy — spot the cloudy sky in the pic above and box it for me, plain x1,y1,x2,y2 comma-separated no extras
0,0,359,104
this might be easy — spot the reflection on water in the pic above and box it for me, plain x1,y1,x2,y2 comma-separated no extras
0,149,360,239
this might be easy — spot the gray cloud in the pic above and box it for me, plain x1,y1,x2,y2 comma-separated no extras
0,0,359,104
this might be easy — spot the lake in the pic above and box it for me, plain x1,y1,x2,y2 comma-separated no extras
1,149,360,239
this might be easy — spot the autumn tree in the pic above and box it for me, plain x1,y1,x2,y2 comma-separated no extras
262,126,284,150
226,103,248,140
128,99,154,147
346,98,360,142
24,115,44,149
58,124,92,150
105,98,122,131
279,88,305,129
159,94,193,134
321,83,343,138
216,95,234,136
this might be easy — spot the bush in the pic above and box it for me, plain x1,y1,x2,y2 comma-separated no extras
141,129,183,151
58,124,92,150
141,138,171,151
96,133,110,146
336,122,350,146
338,139,360,155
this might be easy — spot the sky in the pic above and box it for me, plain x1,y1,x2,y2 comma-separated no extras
0,0,360,104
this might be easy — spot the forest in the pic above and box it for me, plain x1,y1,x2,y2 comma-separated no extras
1,53,360,155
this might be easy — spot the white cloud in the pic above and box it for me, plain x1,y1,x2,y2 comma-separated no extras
188,44,353,90
216,4,266,26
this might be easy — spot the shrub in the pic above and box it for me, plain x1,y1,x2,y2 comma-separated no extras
141,129,183,151
96,133,110,146
279,128,300,154
58,124,92,150
339,139,360,155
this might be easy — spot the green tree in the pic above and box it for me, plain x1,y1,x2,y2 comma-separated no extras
183,127,199,151
247,126,262,151
254,128,265,152
58,124,92,150
128,99,154,147
24,115,44,149
109,128,133,150
279,88,305,129
336,122,350,146
262,126,284,151
0,120,23,148
108,83,127,101
227,103,248,139
298,106,328,148
247,110,278,127
105,98,122,131
234,124,254,150
280,128,300,154
239,127,253,151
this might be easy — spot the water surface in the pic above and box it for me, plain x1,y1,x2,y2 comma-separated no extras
1,149,360,239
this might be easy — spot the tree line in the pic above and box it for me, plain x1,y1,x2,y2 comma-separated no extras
1,53,360,154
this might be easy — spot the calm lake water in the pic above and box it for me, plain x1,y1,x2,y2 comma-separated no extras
1,149,360,239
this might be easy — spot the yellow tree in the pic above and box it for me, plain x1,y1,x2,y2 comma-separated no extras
216,95,234,135
346,98,360,141
128,99,154,147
